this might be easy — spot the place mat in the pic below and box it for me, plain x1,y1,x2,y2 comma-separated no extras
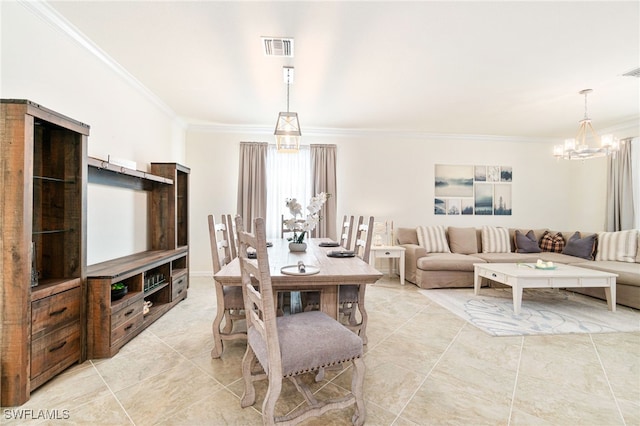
319,241,340,247
281,264,320,276
327,250,356,258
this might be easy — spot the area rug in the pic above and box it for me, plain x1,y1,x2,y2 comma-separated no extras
419,287,640,336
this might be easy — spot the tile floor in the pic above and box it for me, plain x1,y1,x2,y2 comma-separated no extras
4,276,639,425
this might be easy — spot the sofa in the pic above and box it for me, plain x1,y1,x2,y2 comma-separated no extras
397,226,640,310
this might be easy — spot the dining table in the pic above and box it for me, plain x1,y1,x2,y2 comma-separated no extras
212,238,383,357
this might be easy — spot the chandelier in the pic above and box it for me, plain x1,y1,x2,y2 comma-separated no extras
274,66,301,152
554,89,619,160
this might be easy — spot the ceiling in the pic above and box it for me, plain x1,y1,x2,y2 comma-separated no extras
48,1,639,140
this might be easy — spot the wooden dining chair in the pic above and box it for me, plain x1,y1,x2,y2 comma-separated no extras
341,215,355,249
339,216,374,343
236,217,366,426
208,214,246,358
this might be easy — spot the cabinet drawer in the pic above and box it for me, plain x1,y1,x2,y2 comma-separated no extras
478,269,506,283
111,299,144,329
31,322,81,379
172,274,188,301
32,286,81,339
111,313,143,346
375,250,401,259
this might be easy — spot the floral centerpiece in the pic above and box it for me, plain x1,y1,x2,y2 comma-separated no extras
285,192,329,244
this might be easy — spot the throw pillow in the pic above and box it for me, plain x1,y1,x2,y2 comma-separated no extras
539,231,565,253
416,225,451,253
514,230,541,253
448,227,478,254
596,230,639,263
396,227,419,245
562,231,597,260
481,226,511,253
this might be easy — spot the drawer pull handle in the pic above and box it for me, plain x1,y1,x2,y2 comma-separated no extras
49,307,68,316
124,324,133,332
492,273,497,278
124,309,135,316
385,252,390,255
49,341,67,352
177,289,183,295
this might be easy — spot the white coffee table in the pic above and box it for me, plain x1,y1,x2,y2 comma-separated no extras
474,263,617,314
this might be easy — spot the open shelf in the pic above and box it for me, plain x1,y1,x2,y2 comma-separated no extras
87,248,188,358
88,156,173,190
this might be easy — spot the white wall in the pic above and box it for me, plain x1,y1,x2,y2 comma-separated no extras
1,2,186,264
185,128,610,275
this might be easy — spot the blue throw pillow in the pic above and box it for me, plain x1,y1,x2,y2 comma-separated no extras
562,231,597,260
514,230,541,253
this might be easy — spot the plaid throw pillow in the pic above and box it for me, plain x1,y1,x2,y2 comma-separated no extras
540,231,565,253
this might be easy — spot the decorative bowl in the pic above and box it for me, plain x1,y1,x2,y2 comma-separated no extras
111,285,128,301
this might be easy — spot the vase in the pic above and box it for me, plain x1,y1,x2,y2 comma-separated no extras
289,242,307,252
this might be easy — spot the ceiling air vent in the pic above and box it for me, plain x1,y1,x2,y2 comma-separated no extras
622,67,640,78
261,37,294,57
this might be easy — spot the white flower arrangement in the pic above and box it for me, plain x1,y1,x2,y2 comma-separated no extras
285,192,329,243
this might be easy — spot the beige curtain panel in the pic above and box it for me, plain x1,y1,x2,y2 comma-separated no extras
237,142,268,232
311,144,338,240
606,138,635,231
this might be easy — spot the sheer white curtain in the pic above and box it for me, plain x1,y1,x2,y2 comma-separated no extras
265,145,311,240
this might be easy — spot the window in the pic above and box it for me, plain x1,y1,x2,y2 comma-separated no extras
265,145,311,239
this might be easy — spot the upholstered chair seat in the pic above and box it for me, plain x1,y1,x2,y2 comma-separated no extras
248,311,363,377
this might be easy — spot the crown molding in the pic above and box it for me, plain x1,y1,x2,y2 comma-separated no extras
19,0,186,128
186,122,561,144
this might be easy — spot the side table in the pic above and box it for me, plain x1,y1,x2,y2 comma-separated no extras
370,245,405,284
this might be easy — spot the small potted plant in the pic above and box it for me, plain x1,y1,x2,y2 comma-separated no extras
111,282,128,301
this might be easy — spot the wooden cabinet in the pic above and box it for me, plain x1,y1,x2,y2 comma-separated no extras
150,162,190,250
87,249,188,358
86,162,190,358
1,99,88,406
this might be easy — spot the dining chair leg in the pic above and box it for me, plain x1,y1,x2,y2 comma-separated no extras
357,284,368,345
240,347,257,408
352,357,366,426
262,374,282,425
211,282,226,358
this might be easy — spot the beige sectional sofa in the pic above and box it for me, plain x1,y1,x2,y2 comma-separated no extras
397,226,640,310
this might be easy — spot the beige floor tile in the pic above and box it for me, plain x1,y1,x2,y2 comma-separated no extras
8,363,110,413
93,332,187,393
158,387,261,425
400,372,512,426
114,358,223,425
49,393,133,425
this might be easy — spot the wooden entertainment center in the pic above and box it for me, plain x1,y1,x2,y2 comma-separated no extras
0,99,190,406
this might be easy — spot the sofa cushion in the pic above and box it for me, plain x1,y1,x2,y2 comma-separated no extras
538,252,588,264
474,253,540,263
571,261,640,287
417,225,451,253
448,227,478,254
481,226,511,253
562,231,597,260
540,231,565,253
416,253,484,272
514,230,542,253
596,230,638,263
396,227,419,245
